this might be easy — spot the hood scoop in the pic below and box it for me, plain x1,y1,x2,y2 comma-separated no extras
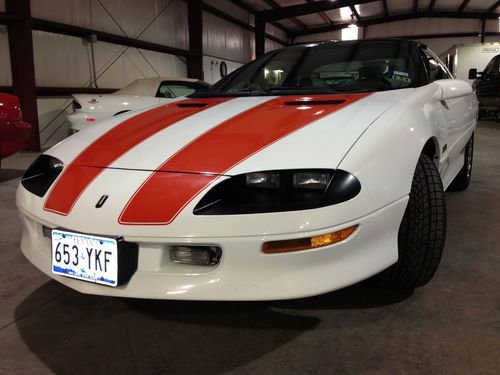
177,102,209,108
283,99,346,106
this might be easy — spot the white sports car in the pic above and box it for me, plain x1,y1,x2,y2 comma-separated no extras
18,39,477,300
67,77,210,133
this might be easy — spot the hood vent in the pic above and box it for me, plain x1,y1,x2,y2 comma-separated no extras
284,100,345,106
177,102,209,108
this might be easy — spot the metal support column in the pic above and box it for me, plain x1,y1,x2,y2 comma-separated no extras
187,0,203,80
255,17,266,58
480,19,486,43
6,0,40,151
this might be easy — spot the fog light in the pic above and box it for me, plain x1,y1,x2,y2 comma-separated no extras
262,225,358,254
171,246,222,265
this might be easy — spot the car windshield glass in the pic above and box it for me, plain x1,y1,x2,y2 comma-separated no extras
195,40,417,97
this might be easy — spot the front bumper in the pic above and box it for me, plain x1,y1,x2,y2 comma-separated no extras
18,197,407,301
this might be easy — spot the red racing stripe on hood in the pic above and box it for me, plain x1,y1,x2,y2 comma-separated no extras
44,98,230,216
119,93,370,225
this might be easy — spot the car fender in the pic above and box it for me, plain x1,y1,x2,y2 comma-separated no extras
338,83,445,217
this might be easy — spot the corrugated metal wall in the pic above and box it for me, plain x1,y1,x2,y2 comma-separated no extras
10,0,286,148
3,1,498,149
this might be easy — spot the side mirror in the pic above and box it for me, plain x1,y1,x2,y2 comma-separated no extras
468,68,482,80
435,79,473,100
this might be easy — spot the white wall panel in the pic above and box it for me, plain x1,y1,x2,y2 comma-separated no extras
0,26,11,86
0,0,5,12
265,38,283,53
267,23,287,42
203,11,252,63
91,0,187,49
31,0,188,50
486,19,500,33
204,0,252,24
203,55,242,84
485,36,500,43
33,31,186,88
33,31,93,87
31,0,92,29
37,98,72,148
135,0,188,49
366,18,480,38
294,30,342,44
94,43,187,88
416,37,480,56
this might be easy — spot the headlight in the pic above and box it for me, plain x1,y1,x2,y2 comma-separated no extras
245,172,280,189
193,169,360,215
21,155,64,197
293,171,331,189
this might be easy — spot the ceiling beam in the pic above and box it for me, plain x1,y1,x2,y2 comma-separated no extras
350,5,362,22
428,0,436,13
229,0,257,14
258,0,378,21
382,0,389,17
202,3,288,45
306,0,333,25
458,0,471,12
490,1,500,12
228,0,289,34
262,0,307,30
32,18,192,56
290,10,500,37
0,11,18,23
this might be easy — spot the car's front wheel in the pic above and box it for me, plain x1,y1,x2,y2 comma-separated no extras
375,154,446,289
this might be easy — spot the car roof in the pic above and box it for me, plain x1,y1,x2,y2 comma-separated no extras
290,38,426,50
115,77,203,96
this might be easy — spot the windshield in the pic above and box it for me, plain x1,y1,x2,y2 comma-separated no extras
483,55,500,77
195,40,418,97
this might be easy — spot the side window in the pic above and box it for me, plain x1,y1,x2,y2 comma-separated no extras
156,82,199,98
421,49,451,82
156,82,176,98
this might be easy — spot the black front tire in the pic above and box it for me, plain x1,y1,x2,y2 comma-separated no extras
448,133,474,192
375,154,447,289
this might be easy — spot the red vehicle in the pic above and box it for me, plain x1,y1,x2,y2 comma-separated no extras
0,94,31,163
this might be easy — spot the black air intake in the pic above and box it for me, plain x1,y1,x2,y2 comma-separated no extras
21,155,64,197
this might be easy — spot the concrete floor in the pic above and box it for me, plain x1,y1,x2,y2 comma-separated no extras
0,122,499,375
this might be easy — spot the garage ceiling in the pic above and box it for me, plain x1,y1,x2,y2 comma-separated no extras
234,0,500,36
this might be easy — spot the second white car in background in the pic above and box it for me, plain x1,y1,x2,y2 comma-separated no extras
67,77,210,134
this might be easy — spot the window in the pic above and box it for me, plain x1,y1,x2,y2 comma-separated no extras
341,25,359,41
421,49,452,82
156,81,208,98
221,48,304,92
211,40,419,94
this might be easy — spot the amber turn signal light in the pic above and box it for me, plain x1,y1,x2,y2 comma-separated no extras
262,225,358,254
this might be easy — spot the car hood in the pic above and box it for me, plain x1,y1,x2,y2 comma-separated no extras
49,89,413,175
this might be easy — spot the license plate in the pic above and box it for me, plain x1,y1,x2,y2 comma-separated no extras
51,229,118,287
